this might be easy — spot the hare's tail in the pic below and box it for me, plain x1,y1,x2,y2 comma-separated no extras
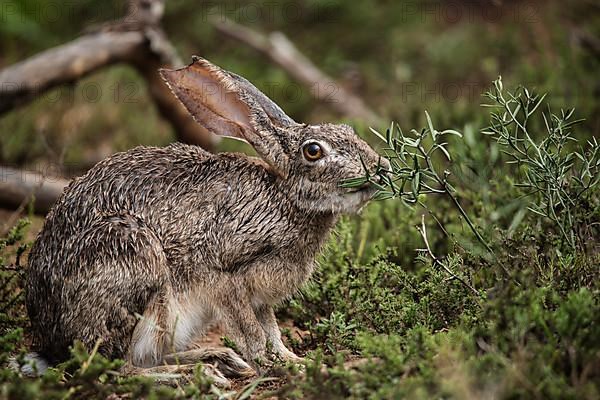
9,352,50,377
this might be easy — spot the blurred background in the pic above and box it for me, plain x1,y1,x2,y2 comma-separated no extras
1,0,598,174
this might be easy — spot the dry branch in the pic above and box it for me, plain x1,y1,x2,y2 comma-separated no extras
0,167,69,215
0,0,216,150
0,31,145,114
212,19,380,124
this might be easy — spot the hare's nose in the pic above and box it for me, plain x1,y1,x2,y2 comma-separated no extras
373,158,392,185
378,157,392,173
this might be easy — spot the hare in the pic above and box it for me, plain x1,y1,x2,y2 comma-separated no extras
25,57,388,382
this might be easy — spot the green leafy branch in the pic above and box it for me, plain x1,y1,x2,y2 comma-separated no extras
483,77,600,250
342,112,492,253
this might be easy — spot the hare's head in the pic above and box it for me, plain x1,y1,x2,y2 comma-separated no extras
161,57,387,215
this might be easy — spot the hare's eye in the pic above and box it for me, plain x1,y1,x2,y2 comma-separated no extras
302,142,324,161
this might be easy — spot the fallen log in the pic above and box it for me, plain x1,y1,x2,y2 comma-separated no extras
0,167,69,215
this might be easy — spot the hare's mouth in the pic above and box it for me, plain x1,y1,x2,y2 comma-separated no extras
345,175,384,194
346,183,373,194
348,183,373,193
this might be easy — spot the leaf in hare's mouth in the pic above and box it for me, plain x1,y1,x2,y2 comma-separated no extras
340,176,370,192
346,182,374,193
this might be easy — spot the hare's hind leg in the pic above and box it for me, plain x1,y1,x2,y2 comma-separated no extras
122,363,231,387
129,290,255,380
164,347,255,378
57,214,168,360
128,316,253,387
126,293,246,387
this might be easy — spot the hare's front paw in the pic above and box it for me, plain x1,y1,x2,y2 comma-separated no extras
275,346,303,363
251,355,274,374
264,347,306,377
241,344,268,373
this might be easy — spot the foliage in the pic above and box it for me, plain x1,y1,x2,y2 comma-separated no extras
342,114,491,253
483,77,600,251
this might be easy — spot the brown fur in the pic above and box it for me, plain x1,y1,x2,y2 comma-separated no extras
25,57,388,375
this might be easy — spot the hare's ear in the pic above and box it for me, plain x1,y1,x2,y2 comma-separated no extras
160,56,297,177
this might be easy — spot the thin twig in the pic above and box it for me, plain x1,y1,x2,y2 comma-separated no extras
416,215,479,296
442,180,494,254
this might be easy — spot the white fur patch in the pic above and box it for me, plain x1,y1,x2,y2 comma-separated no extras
131,315,161,367
169,294,215,352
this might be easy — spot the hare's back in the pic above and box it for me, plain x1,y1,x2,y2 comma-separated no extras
30,142,215,265
65,143,212,215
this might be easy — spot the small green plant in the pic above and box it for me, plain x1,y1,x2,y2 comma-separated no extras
221,335,241,354
0,218,30,360
314,311,358,353
483,77,600,251
342,113,492,254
